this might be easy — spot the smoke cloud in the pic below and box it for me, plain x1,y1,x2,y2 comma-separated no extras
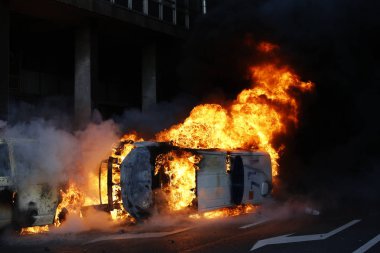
3,120,79,188
76,120,120,203
1,115,119,197
0,93,201,233
0,105,125,235
51,207,116,234
116,94,196,139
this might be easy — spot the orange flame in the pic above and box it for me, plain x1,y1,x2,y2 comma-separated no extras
20,134,142,234
20,225,49,235
54,183,85,227
109,133,143,221
20,183,85,234
157,63,313,176
155,150,201,211
190,204,257,219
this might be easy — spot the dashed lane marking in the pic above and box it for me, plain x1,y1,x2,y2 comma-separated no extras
353,234,380,253
85,227,192,244
240,217,272,229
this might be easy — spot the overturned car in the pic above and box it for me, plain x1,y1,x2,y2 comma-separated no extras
1,138,273,231
119,142,272,219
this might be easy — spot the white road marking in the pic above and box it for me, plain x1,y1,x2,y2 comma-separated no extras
250,219,361,251
240,217,271,229
85,227,191,244
353,234,380,253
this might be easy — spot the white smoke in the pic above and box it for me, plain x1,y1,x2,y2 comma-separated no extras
75,120,119,203
1,119,119,190
2,120,79,188
0,120,6,129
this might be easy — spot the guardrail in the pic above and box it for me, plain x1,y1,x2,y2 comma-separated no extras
104,0,205,29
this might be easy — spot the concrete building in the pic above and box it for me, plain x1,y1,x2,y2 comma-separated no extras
0,0,206,128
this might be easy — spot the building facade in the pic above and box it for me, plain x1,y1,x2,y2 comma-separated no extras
0,0,206,127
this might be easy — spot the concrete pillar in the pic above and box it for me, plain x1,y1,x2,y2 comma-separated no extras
0,0,9,121
143,0,148,15
158,0,163,20
141,43,157,111
74,23,97,129
185,0,190,29
172,0,177,25
202,0,207,14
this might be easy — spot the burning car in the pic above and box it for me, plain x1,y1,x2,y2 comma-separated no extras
2,135,272,231
0,136,271,234
118,141,272,219
0,138,59,231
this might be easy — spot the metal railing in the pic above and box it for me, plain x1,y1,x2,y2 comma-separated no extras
105,0,205,29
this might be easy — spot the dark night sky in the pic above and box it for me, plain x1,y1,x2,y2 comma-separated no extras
178,0,380,207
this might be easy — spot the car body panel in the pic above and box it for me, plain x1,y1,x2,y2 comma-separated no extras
120,142,272,219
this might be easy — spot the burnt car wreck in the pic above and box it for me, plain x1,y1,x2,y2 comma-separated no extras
119,142,272,219
0,138,59,230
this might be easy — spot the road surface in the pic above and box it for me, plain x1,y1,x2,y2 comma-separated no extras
1,203,378,253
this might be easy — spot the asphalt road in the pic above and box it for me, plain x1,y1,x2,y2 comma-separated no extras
1,203,379,253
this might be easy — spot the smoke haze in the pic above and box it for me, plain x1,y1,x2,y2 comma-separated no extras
116,94,196,139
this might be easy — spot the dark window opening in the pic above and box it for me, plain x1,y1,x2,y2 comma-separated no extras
231,155,244,205
0,143,11,177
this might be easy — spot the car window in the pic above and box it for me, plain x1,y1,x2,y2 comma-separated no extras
12,142,33,175
0,143,11,177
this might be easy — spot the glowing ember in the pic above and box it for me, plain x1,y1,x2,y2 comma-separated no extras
257,42,279,53
20,225,49,235
190,204,257,219
155,150,201,211
110,206,133,222
157,62,313,176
